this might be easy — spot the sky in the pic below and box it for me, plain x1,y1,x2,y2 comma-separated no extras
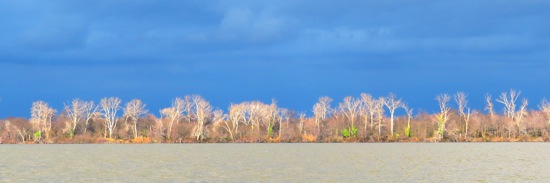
1,1,550,118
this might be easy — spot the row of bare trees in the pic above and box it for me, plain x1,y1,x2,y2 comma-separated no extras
3,89,550,143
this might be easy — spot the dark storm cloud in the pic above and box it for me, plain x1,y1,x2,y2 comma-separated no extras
1,0,550,117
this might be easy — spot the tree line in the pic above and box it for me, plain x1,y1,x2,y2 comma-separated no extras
2,89,550,143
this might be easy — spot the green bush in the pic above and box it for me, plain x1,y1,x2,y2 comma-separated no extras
351,126,358,137
34,131,41,140
404,123,411,137
342,126,358,138
341,129,350,138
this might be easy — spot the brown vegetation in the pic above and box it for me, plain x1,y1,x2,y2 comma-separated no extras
2,90,550,144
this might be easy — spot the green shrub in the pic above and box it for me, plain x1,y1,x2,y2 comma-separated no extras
404,123,411,137
342,126,358,138
34,131,41,140
341,129,350,138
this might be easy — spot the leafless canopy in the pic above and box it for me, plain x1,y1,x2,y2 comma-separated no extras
384,93,404,136
100,97,122,139
313,96,332,134
30,101,56,141
124,99,148,139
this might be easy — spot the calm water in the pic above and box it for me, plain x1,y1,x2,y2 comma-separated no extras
1,143,550,182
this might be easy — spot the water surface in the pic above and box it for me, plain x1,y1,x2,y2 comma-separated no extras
1,143,549,182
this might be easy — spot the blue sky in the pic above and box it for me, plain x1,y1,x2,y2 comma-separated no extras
1,1,550,118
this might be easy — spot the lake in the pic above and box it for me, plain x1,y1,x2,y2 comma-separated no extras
1,143,549,182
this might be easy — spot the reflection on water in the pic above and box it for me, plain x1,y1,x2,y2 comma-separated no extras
1,143,550,182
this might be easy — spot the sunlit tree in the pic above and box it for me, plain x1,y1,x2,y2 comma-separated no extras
384,93,404,136
160,97,185,140
64,99,87,138
360,93,376,135
100,97,121,139
191,95,212,141
30,101,56,141
435,94,451,141
454,92,471,139
123,99,148,139
82,101,98,134
496,89,521,138
313,96,332,135
339,96,361,137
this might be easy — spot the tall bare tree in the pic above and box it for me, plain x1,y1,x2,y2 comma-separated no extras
515,99,528,136
228,103,245,137
64,99,87,138
360,93,376,133
496,89,520,122
191,95,212,141
82,101,98,134
339,96,361,137
384,93,404,136
30,101,56,141
123,99,148,139
183,96,194,123
261,101,278,137
313,96,332,134
435,94,451,141
100,97,121,139
160,97,185,140
485,94,495,121
454,92,472,139
496,89,521,138
216,109,236,141
298,112,306,135
375,97,385,138
277,108,289,139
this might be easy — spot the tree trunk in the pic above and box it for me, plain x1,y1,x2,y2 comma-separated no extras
134,121,138,139
390,112,394,136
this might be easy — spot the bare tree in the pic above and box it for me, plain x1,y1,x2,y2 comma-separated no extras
216,109,236,141
313,96,332,134
30,101,56,142
339,96,361,137
123,99,148,139
496,89,521,138
64,99,86,138
191,95,212,141
100,97,122,139
153,115,165,140
160,97,185,140
360,93,376,133
496,89,520,121
454,92,468,119
454,92,471,139
82,101,98,134
228,103,245,137
485,94,495,121
384,93,404,136
183,96,194,123
4,121,28,143
375,97,385,138
435,94,451,141
248,102,263,131
261,100,279,138
210,109,224,137
298,112,306,135
515,99,528,136
277,108,289,139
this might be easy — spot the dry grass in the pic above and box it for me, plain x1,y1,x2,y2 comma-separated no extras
132,137,153,143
